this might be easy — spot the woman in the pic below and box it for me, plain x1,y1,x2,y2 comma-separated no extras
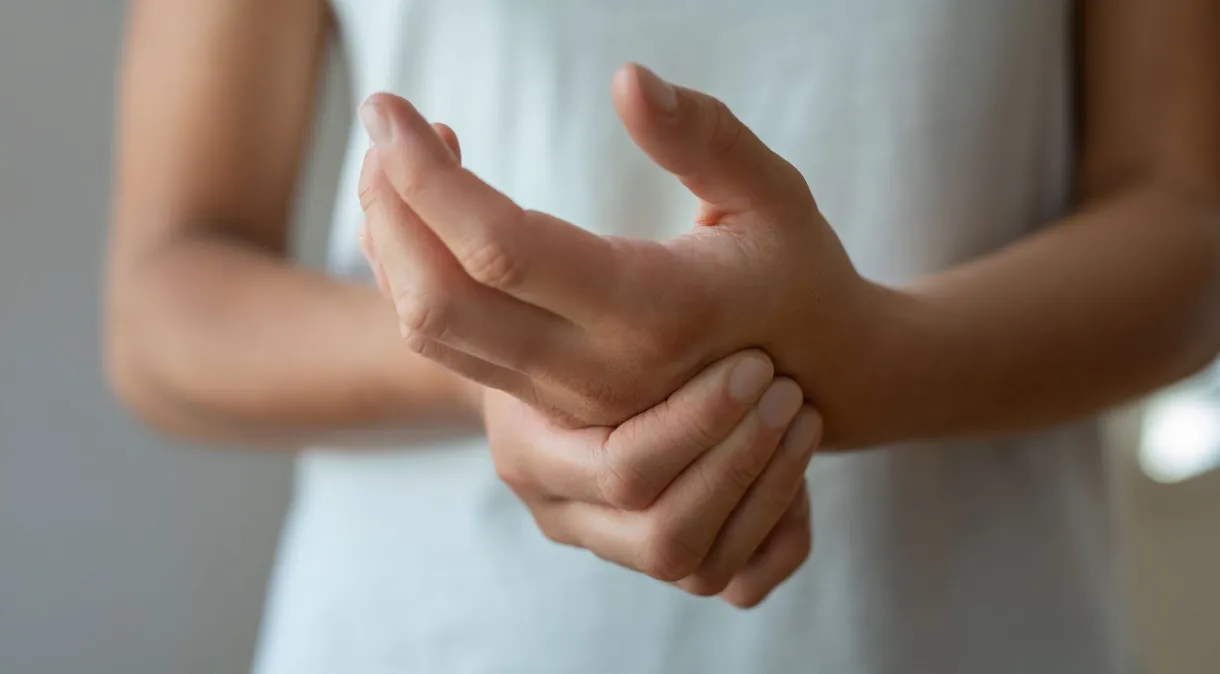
106,0,1220,672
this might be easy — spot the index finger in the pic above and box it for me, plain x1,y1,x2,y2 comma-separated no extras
596,350,776,509
359,93,625,324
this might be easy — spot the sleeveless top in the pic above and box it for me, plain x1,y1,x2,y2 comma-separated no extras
253,1,1131,672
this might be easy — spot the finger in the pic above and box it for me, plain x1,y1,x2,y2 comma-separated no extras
596,350,775,510
720,484,813,608
556,379,803,582
485,389,618,504
430,122,461,163
650,378,803,575
359,149,573,373
358,220,392,298
358,93,626,323
611,63,808,220
677,406,821,596
407,335,536,403
494,350,773,508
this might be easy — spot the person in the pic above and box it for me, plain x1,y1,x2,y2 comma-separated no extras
104,0,1220,672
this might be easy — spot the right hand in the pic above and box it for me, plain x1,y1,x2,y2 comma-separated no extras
484,349,822,607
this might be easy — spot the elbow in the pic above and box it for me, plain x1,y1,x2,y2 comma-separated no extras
103,284,210,442
105,328,170,433
104,310,185,438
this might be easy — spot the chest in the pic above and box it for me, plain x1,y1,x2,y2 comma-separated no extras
329,0,1075,280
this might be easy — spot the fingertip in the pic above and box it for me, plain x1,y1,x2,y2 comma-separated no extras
757,378,803,430
631,64,679,114
782,406,823,458
720,582,768,609
727,350,774,403
431,122,462,163
361,93,456,169
611,63,637,103
611,62,675,129
361,91,416,124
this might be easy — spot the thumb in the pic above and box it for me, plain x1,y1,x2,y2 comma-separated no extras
612,63,805,221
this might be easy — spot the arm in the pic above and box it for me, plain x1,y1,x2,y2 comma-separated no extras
826,0,1220,445
105,0,479,448
354,0,1219,447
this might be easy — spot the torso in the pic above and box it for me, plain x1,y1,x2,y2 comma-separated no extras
254,2,1129,672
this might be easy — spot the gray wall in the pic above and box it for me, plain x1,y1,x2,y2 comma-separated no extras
0,2,346,673
1,2,1217,674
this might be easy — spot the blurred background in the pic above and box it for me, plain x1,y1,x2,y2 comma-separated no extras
1,2,1217,673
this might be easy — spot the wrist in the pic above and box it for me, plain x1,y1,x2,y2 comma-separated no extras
779,278,930,450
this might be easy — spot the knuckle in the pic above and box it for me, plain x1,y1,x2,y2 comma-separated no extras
597,451,659,511
628,324,700,378
399,328,431,356
639,520,703,582
393,288,451,342
662,398,723,451
757,484,799,516
458,211,527,290
725,446,769,492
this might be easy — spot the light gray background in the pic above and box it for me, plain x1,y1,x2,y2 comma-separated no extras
1,2,1216,673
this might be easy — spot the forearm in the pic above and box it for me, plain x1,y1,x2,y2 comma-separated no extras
106,234,482,448
803,183,1220,449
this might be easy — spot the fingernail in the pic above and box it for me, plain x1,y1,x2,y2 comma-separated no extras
728,355,773,403
758,380,802,430
782,409,822,457
634,64,679,114
359,99,392,146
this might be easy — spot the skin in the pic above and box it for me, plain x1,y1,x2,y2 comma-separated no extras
106,0,815,604
105,0,482,446
356,0,1220,597
107,0,1220,608
364,130,823,602
485,358,823,606
359,0,1220,451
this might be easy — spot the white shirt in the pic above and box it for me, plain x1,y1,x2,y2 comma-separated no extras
254,1,1131,672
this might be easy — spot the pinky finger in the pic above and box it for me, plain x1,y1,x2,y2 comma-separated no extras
719,484,812,609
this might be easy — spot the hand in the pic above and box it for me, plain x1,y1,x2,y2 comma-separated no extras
358,63,893,435
485,349,822,607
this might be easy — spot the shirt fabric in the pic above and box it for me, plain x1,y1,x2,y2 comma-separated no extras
252,1,1132,672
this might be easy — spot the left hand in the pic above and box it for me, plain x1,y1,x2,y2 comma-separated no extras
484,349,822,607
358,63,890,432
